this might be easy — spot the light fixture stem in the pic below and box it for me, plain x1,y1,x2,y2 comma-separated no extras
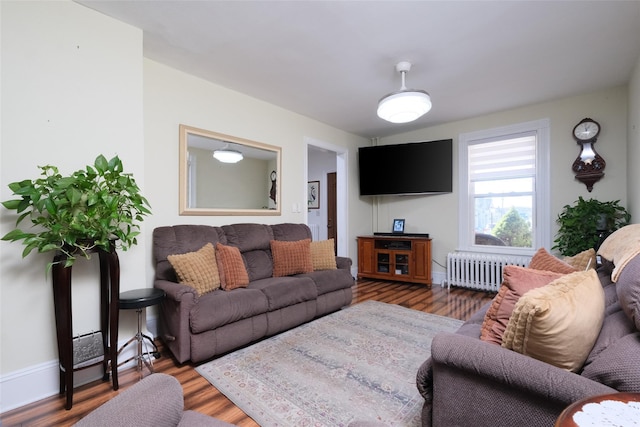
400,70,407,90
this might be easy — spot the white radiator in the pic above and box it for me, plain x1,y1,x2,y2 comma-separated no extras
309,224,321,241
446,252,532,292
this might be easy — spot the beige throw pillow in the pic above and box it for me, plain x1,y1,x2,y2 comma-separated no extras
480,266,564,345
502,269,605,372
167,243,220,295
563,248,597,271
310,239,337,271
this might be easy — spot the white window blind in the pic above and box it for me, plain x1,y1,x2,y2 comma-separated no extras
468,134,536,182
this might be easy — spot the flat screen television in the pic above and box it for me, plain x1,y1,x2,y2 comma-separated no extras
358,139,453,196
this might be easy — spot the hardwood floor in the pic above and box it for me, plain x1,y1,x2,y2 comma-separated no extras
1,279,494,427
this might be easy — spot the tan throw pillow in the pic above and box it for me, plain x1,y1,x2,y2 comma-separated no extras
310,239,337,271
564,248,597,271
167,243,220,295
528,247,577,274
597,224,640,282
270,238,313,277
480,266,564,345
215,243,250,291
502,269,605,372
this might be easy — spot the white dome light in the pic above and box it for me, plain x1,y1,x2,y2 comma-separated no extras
377,61,432,124
213,149,243,163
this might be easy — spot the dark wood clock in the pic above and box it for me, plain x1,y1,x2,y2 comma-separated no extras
571,118,605,192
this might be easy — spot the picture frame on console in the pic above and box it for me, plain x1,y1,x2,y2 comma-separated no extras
393,219,405,234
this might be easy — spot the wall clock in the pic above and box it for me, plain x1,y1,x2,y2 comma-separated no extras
571,118,605,192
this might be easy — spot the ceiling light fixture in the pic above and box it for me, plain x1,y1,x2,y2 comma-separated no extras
377,61,432,124
213,145,243,163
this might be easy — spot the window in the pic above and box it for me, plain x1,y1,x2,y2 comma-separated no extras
459,119,550,255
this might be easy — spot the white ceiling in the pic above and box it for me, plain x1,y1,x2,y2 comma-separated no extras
77,1,640,139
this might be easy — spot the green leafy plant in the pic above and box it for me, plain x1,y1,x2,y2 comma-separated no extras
553,197,630,256
2,154,151,268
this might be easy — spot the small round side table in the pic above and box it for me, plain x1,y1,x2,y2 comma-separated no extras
555,392,640,427
117,288,165,377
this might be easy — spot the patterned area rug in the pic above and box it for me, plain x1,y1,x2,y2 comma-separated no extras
196,301,463,426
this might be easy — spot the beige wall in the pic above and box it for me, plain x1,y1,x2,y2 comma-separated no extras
377,86,629,276
1,1,145,409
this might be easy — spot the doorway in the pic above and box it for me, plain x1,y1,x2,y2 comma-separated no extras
305,138,348,257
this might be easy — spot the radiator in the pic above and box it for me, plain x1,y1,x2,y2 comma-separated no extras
309,224,321,241
446,252,532,292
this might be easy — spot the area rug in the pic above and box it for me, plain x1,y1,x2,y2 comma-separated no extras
196,301,463,426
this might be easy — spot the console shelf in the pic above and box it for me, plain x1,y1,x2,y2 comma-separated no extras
357,235,432,286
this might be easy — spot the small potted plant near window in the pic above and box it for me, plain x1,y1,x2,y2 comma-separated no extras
553,197,630,256
2,154,151,269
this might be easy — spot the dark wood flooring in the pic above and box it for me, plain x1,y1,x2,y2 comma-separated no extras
1,279,494,426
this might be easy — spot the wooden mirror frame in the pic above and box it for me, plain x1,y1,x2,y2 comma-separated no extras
179,124,281,216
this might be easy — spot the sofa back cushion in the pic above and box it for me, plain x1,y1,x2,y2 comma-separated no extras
616,253,640,330
271,223,312,242
222,223,274,280
153,225,226,281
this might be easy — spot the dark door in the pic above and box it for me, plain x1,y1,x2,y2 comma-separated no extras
327,172,337,254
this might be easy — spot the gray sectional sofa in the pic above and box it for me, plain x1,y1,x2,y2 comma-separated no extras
417,245,640,426
153,223,354,363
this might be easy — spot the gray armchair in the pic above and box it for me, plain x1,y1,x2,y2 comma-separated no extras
74,373,235,427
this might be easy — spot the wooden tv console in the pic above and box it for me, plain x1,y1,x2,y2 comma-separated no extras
357,235,432,286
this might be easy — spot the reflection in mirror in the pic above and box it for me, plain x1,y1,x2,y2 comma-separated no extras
179,125,281,215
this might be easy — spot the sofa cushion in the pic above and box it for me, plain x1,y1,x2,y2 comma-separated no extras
242,249,273,281
271,223,312,241
581,332,640,391
528,247,577,274
597,223,640,282
190,288,269,333
300,268,354,295
502,269,605,372
221,223,273,252
616,253,640,330
167,243,220,295
310,239,337,271
215,243,250,290
564,248,597,271
270,239,313,277
249,276,318,310
584,308,636,367
480,266,564,345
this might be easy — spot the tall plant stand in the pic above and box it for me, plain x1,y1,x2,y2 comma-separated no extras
52,246,120,410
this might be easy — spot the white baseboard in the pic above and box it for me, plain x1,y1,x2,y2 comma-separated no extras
0,315,159,414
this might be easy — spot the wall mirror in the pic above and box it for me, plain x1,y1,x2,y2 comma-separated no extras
179,124,281,215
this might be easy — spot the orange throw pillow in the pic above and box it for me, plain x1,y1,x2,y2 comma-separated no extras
215,243,250,291
480,265,565,345
271,239,313,277
528,248,577,274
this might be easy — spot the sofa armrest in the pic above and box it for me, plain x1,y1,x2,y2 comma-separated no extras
421,332,616,427
154,279,198,363
74,374,184,427
336,256,352,271
430,332,616,401
155,279,198,302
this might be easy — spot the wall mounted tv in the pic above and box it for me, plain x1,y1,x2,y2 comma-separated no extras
358,139,453,196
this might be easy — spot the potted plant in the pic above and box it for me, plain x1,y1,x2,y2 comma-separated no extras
2,154,151,268
553,197,630,256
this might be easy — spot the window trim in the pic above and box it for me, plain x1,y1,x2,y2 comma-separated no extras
458,119,550,255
